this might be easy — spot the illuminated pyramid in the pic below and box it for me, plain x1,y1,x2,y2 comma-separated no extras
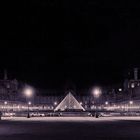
54,92,85,111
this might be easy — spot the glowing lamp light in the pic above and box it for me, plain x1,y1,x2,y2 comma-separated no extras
105,101,109,105
119,88,122,92
23,87,34,98
92,87,102,98
54,102,57,105
28,101,31,105
131,83,135,88
4,101,7,105
129,101,133,105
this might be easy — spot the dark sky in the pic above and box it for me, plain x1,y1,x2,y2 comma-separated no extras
0,1,140,90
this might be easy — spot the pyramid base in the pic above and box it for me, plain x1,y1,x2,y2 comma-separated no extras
58,111,92,117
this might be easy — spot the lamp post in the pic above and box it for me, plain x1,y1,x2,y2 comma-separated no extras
27,101,31,118
130,83,135,99
92,87,102,118
129,100,133,113
4,101,7,113
104,101,109,113
23,87,34,118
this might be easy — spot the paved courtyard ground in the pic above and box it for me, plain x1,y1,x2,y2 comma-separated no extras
1,117,140,140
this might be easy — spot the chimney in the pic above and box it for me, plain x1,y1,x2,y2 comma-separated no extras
4,69,8,80
134,68,138,80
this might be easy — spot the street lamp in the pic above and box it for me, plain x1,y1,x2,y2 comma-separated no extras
130,83,135,100
119,88,122,92
131,83,135,88
4,101,7,112
23,86,34,118
54,101,57,106
4,101,7,105
105,101,109,105
27,101,31,118
129,101,133,105
92,87,102,118
129,100,133,113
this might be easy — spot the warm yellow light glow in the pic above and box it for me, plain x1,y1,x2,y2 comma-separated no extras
23,87,34,98
92,87,102,98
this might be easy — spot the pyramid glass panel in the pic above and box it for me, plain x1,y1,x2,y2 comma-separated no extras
54,92,85,111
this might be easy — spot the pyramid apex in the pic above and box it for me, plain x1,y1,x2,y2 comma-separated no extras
68,91,72,95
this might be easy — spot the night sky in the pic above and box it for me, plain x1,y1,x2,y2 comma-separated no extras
0,1,140,90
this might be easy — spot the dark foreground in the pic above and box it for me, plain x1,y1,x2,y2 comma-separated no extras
0,117,140,140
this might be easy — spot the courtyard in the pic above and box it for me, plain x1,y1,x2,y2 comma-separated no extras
0,117,140,140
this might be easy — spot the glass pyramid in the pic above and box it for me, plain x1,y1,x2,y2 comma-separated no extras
54,92,85,111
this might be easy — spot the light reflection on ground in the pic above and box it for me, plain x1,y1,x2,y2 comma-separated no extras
3,116,140,122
